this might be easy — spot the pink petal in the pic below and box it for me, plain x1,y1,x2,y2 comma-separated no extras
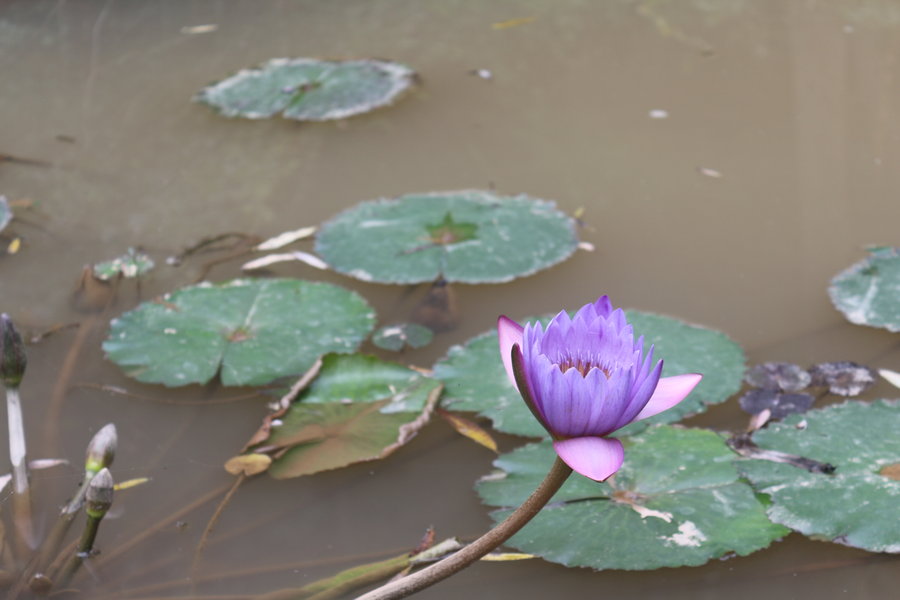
553,437,624,482
634,373,703,421
497,315,524,389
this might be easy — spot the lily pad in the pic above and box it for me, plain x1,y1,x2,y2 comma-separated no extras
829,247,900,331
0,195,10,232
372,323,434,351
477,426,788,570
259,354,442,477
103,278,375,387
314,190,579,284
433,311,745,437
196,58,415,121
738,399,900,552
93,248,155,280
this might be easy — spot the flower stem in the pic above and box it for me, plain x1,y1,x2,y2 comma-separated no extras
354,457,573,600
6,386,36,553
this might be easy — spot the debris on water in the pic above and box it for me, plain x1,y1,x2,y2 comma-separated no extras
649,109,669,119
470,68,493,80
697,167,723,178
181,24,218,34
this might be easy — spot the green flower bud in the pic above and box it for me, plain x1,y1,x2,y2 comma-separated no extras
85,423,117,475
86,468,114,518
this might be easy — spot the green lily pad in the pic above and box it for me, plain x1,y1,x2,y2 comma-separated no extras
195,58,415,121
433,311,745,438
829,247,900,331
372,323,434,351
477,426,788,570
103,278,375,387
738,399,900,552
0,195,10,232
93,248,155,280
314,190,579,284
261,354,442,477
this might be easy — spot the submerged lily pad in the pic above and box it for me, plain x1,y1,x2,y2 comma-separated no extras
738,390,815,419
745,362,811,392
93,248,155,280
315,190,579,284
738,399,900,552
260,354,442,477
477,426,788,570
372,323,434,351
103,278,375,387
0,195,10,232
829,247,900,331
196,58,415,121
808,361,877,397
433,311,745,438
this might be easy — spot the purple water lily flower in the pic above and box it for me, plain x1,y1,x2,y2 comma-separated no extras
498,296,702,482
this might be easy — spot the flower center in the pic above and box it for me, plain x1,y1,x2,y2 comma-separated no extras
557,358,611,378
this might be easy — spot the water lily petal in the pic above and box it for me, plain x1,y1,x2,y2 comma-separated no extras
633,373,702,421
511,344,550,432
553,437,624,482
497,315,523,388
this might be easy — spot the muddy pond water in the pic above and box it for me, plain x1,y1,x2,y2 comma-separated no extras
1,1,900,599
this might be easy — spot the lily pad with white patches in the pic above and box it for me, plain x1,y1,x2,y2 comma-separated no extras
103,278,375,387
738,399,900,552
196,58,415,121
477,426,788,570
829,247,900,331
314,190,579,284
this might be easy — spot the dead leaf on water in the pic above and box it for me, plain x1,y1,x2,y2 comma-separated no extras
480,552,535,561
224,453,272,476
439,409,498,453
254,226,317,251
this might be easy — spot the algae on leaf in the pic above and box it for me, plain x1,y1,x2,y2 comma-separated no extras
196,58,416,121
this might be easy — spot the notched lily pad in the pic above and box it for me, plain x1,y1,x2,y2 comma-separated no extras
738,390,815,419
745,362,811,392
829,247,900,331
103,278,375,387
477,426,788,570
372,322,434,351
315,190,579,284
256,354,442,477
808,361,876,397
196,58,416,121
739,399,900,552
93,248,155,280
433,311,745,438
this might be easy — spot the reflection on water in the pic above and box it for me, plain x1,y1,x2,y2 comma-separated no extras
1,0,899,598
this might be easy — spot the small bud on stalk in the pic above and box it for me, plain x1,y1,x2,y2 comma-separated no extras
0,313,27,388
